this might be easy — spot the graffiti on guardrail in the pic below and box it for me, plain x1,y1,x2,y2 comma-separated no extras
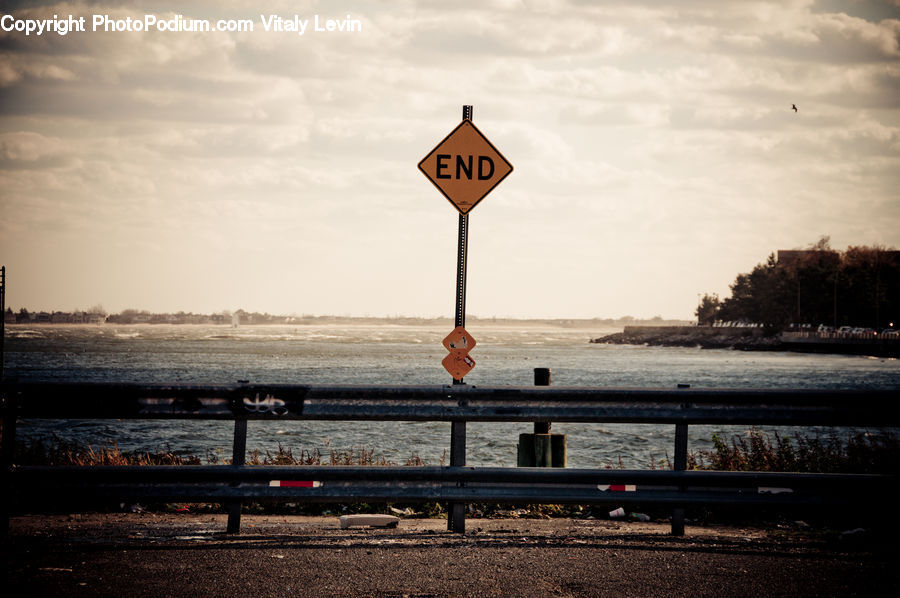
242,393,289,416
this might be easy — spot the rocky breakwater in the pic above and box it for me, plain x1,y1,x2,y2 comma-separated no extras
591,326,782,350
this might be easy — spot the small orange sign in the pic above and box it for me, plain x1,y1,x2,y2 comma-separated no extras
419,119,513,214
442,326,476,352
442,349,476,380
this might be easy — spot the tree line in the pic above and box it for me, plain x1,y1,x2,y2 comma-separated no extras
696,238,900,331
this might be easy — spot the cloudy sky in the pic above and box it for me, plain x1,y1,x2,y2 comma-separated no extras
1,0,898,319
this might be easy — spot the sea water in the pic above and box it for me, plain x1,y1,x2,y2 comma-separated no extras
4,323,899,468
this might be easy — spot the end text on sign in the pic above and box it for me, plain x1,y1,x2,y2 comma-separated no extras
435,155,495,180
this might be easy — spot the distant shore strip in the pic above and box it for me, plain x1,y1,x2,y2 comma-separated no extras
592,326,900,357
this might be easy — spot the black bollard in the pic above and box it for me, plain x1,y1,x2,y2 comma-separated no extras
517,368,566,467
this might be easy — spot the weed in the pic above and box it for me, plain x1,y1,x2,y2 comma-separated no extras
694,429,898,474
13,430,898,521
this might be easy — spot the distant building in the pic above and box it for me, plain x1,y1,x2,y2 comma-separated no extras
776,249,838,267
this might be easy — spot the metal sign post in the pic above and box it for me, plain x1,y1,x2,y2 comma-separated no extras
418,105,513,532
444,209,474,384
419,105,513,384
450,106,472,534
455,207,468,350
0,265,11,537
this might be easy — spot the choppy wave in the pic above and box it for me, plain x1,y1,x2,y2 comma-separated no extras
7,329,45,339
114,332,141,339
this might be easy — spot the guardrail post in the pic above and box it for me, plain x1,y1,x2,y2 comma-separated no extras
1,266,6,380
534,367,551,434
671,423,688,535
534,368,552,467
448,419,466,533
1,266,9,536
1,390,13,537
226,418,248,534
0,266,6,381
671,384,690,535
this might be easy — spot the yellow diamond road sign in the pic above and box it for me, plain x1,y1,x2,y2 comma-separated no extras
442,326,476,352
442,350,476,380
418,120,513,215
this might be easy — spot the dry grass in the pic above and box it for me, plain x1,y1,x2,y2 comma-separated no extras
14,431,897,521
689,429,899,474
15,435,435,468
15,436,202,467
18,430,897,474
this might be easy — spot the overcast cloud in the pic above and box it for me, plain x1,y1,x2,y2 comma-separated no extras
1,0,898,319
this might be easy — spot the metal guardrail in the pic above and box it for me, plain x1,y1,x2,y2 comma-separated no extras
4,382,897,424
2,381,899,535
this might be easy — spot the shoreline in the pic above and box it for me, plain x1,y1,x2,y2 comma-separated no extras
591,326,900,357
591,325,780,351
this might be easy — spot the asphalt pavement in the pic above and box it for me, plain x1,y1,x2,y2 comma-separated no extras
4,514,896,597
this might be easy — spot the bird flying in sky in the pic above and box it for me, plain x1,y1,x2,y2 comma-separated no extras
792,104,798,112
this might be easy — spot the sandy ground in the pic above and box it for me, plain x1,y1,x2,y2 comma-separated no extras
5,513,896,597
